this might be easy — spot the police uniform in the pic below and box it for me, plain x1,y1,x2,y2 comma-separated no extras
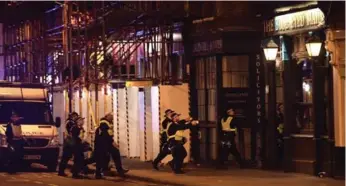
5,117,24,173
219,115,242,166
70,124,84,178
94,117,128,178
166,114,193,174
160,109,173,150
152,111,174,170
58,114,78,176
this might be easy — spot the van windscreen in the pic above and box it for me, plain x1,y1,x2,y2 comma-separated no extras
0,102,53,124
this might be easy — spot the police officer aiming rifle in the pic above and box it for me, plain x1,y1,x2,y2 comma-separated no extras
167,113,198,174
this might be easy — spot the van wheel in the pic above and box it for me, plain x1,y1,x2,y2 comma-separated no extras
47,163,58,172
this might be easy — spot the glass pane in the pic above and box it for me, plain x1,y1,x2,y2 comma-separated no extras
207,72,216,89
206,57,216,73
302,79,312,103
276,87,283,103
197,89,205,106
231,73,241,87
208,105,216,122
208,89,216,105
198,105,206,121
222,55,249,88
222,72,232,88
295,105,313,134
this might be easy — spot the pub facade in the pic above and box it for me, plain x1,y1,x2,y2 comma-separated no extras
262,2,345,178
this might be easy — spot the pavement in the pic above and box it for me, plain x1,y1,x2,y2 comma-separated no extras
0,159,343,186
0,164,167,186
78,158,345,186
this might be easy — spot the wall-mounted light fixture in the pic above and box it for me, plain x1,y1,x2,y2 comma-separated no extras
263,39,279,61
305,36,322,58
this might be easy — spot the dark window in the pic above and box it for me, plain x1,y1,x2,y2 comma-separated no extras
0,102,53,124
222,55,249,88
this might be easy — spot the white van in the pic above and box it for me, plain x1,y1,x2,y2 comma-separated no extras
0,81,61,171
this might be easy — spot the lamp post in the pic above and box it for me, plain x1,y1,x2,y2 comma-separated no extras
305,35,323,176
262,39,279,169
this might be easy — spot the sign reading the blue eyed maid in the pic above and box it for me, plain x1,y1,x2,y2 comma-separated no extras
264,8,326,35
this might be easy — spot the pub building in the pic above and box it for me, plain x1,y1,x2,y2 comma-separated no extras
262,2,344,178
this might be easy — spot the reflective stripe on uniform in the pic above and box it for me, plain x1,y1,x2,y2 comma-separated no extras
277,123,284,134
221,117,237,133
100,119,113,136
167,123,184,141
79,128,85,139
161,122,172,134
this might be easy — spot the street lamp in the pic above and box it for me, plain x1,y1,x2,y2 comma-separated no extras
305,36,322,57
262,38,279,168
263,39,279,61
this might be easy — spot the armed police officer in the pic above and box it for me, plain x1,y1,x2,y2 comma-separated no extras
58,112,79,176
219,108,243,168
5,111,24,174
94,113,128,179
152,109,174,170
70,116,85,178
167,113,198,174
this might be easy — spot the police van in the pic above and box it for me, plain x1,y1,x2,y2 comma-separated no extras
0,81,61,171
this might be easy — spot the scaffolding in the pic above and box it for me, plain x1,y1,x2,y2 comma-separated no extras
3,1,193,154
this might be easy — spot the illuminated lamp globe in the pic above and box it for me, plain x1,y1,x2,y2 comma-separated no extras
263,39,279,61
305,36,322,57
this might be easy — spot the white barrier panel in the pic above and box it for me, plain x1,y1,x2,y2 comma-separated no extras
52,91,66,146
81,90,88,142
98,90,105,119
150,86,160,160
128,87,140,158
118,88,128,156
159,83,190,163
90,90,96,128
139,90,146,161
105,91,113,115
113,89,119,144
74,92,79,114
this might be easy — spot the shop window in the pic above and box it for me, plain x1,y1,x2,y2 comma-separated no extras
222,55,249,88
197,89,206,121
294,60,313,134
195,56,217,123
208,89,217,122
206,57,217,89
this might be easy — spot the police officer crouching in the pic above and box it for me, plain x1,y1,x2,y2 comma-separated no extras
219,108,243,168
5,111,24,174
94,113,129,179
167,113,198,174
152,109,174,170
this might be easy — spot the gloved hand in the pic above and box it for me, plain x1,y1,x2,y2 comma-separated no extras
191,120,199,125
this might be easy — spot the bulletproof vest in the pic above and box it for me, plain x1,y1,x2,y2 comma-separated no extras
11,123,22,139
221,116,237,132
167,122,184,141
